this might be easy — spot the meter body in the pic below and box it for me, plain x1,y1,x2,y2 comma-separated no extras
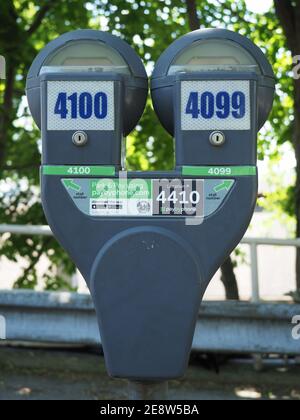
26,29,275,381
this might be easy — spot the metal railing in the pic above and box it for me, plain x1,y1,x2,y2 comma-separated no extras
1,224,300,302
1,290,299,354
240,237,300,302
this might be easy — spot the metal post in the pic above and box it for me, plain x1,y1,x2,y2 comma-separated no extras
127,381,168,400
250,242,260,302
249,242,262,369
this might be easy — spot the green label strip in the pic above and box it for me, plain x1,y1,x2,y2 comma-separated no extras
43,165,115,176
43,165,255,178
182,166,257,177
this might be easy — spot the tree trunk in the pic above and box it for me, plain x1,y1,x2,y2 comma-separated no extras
220,257,240,300
185,0,240,300
186,0,200,31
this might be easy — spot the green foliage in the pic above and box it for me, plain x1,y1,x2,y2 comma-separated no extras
257,155,296,235
286,290,300,303
0,0,297,290
232,246,247,268
0,0,93,290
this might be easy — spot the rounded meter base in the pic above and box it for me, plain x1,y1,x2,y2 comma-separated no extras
91,226,202,380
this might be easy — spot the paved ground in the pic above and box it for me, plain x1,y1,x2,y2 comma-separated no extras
0,347,299,400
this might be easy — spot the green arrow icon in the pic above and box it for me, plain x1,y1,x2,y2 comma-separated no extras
63,179,81,192
214,180,234,193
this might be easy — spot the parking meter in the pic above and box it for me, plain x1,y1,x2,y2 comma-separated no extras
151,28,275,165
26,30,147,166
26,28,275,385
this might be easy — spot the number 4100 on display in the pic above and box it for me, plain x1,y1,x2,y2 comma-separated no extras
54,91,108,119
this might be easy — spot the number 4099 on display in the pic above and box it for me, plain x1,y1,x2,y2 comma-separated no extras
185,91,246,120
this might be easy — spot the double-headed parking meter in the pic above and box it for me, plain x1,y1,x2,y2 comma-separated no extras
26,28,275,385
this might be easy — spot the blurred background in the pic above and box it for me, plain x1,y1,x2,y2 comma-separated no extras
0,0,300,400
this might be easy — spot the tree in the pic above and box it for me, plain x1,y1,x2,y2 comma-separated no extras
274,0,300,294
0,0,92,289
99,0,299,299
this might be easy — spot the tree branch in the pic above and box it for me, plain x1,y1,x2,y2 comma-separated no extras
7,0,18,21
26,2,55,37
185,0,200,31
15,237,52,289
274,0,297,54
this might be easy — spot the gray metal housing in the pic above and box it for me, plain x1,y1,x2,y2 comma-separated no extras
151,28,275,135
26,29,148,136
39,72,125,166
173,71,259,166
41,170,257,380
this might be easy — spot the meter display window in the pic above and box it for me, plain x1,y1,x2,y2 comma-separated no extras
40,40,131,75
168,39,259,74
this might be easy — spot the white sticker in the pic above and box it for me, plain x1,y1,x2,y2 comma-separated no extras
47,81,114,131
181,80,250,131
62,178,234,219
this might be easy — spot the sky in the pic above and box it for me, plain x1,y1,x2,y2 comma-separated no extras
245,0,273,14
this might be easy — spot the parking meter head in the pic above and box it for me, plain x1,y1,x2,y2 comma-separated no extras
151,28,275,135
26,29,148,136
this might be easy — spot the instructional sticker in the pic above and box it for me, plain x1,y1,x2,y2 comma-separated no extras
62,178,234,218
